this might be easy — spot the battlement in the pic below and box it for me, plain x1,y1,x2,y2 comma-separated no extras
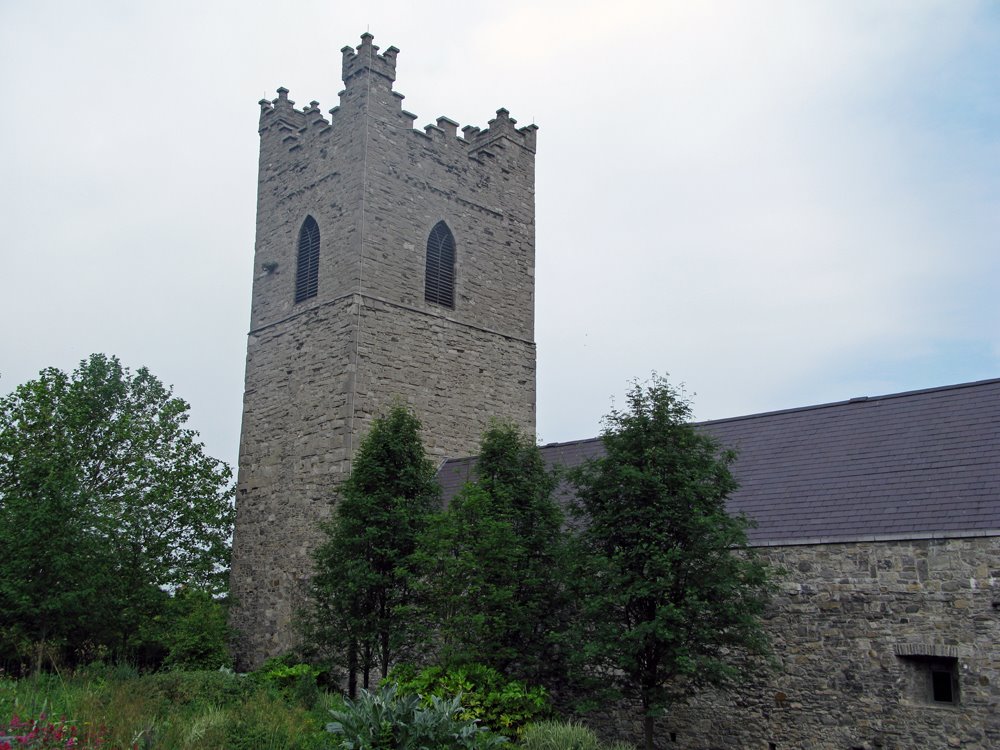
235,30,538,671
341,32,398,87
463,108,538,154
258,35,537,160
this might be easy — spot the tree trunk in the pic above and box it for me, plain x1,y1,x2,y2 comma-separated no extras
34,639,45,677
363,642,372,690
380,628,390,680
348,640,358,699
641,689,656,750
643,711,655,750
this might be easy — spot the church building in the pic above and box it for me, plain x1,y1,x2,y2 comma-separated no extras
230,34,1000,749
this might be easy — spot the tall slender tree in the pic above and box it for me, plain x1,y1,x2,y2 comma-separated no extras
569,376,774,750
416,421,568,684
308,405,439,695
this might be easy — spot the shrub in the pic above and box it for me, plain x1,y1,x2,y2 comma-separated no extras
160,588,232,671
389,663,549,736
326,684,506,750
254,658,322,709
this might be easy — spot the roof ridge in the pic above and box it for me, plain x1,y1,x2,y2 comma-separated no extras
538,436,604,450
696,376,1000,428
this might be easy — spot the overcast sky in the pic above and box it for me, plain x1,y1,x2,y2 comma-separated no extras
2,1,999,470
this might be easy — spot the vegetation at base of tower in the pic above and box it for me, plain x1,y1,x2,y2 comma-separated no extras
305,404,440,697
412,422,571,686
567,375,775,750
1,663,640,750
0,354,234,672
389,662,551,737
158,588,233,671
325,684,508,750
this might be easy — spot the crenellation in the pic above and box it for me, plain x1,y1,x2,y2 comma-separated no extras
436,116,459,137
341,32,397,87
231,33,537,667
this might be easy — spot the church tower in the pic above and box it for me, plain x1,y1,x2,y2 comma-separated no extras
229,34,538,668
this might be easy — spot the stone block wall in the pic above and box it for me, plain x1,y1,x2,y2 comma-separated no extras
599,536,1000,749
230,34,537,667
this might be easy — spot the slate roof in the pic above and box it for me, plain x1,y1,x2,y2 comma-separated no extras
436,378,1000,546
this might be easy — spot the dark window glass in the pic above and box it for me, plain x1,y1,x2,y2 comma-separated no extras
424,221,455,308
295,216,320,303
932,669,954,703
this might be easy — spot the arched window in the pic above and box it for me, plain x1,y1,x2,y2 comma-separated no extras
424,220,455,308
294,216,320,303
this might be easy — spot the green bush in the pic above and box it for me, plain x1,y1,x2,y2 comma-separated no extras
389,663,549,736
254,658,322,709
159,588,232,671
519,721,636,750
326,684,506,750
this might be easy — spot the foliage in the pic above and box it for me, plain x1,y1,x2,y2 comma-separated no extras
568,376,774,750
159,588,232,671
414,422,569,684
0,713,109,749
254,660,322,709
143,669,252,708
0,668,332,750
0,354,234,670
389,662,549,737
256,661,320,690
518,721,636,750
307,405,439,695
325,684,506,750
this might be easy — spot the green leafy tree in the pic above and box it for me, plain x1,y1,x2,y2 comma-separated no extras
308,405,439,695
416,422,568,684
569,376,773,750
0,354,234,670
159,587,233,670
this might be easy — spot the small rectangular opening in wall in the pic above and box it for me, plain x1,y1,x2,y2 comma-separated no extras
769,743,777,750
897,654,960,706
932,668,954,703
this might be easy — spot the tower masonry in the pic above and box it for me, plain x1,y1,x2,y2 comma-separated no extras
230,33,538,668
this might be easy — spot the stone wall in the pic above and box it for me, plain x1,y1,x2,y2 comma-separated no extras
598,536,1000,749
230,34,538,668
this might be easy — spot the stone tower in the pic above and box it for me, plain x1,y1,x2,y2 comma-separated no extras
229,33,538,668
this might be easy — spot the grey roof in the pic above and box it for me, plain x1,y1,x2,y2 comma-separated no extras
436,378,1000,546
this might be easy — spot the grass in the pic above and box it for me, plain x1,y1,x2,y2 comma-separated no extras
0,666,336,749
519,720,637,750
0,668,633,750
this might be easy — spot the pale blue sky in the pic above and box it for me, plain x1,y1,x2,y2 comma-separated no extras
1,1,998,469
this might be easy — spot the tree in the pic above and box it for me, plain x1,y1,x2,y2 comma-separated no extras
308,405,439,695
159,587,232,670
0,354,234,670
569,376,773,750
415,421,568,684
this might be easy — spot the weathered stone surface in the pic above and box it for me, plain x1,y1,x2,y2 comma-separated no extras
229,34,537,668
594,537,1000,749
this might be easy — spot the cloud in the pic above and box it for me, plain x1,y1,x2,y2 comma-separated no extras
1,1,997,464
